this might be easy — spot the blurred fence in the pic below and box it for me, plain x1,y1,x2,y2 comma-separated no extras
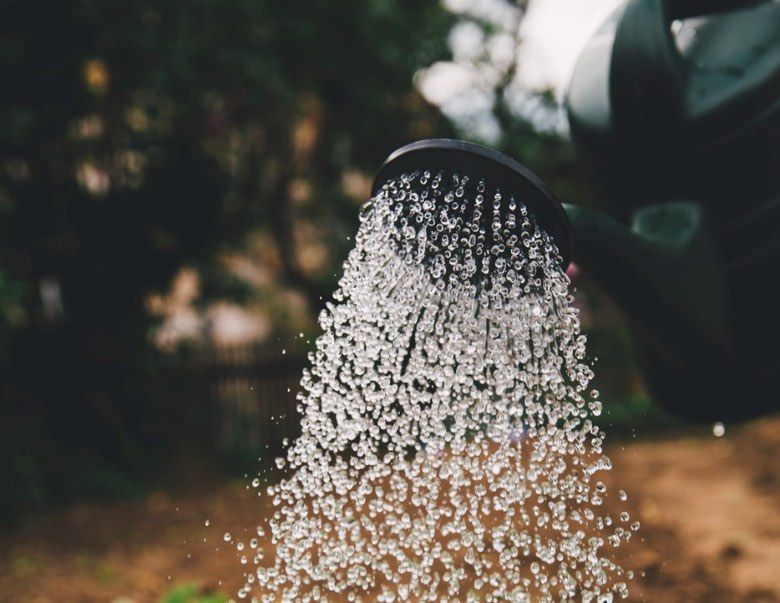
160,345,307,457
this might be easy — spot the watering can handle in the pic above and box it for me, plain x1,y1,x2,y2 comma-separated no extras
667,0,765,20
609,0,766,145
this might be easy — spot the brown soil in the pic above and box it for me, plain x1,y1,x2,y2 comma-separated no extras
2,416,779,603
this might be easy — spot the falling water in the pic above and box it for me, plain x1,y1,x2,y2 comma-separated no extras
239,170,636,601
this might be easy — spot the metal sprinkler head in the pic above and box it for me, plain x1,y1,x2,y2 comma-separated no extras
371,139,572,270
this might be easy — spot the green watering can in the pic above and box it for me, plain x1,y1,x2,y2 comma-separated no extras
564,0,780,421
371,1,779,422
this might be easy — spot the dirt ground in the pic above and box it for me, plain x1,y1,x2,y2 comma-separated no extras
2,415,780,603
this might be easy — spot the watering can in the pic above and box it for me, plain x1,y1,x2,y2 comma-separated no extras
373,0,779,422
564,0,780,421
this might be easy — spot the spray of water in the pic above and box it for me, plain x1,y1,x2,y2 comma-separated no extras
240,170,636,601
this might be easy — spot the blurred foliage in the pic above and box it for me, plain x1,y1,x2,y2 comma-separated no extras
586,323,677,433
0,0,654,518
0,0,454,517
0,270,24,360
160,584,226,603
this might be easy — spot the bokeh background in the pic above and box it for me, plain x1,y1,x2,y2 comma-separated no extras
1,0,778,601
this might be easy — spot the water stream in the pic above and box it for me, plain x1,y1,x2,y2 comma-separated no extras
239,170,636,601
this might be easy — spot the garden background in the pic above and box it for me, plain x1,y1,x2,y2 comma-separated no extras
1,1,778,601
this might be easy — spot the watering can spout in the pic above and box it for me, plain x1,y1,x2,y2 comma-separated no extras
563,202,726,340
563,202,744,421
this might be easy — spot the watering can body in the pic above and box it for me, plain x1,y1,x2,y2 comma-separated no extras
565,0,780,421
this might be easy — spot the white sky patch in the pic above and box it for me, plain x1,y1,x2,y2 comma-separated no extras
443,0,522,26
515,0,623,98
417,0,623,140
